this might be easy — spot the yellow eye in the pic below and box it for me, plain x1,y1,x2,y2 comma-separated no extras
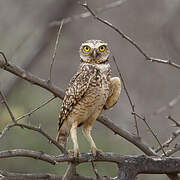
83,45,91,52
99,45,106,52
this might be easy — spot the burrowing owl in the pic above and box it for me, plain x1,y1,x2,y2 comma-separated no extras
56,40,121,157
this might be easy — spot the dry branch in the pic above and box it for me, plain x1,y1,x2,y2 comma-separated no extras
0,57,155,156
113,56,139,137
0,170,94,180
16,96,56,122
50,0,127,27
0,90,16,124
49,20,64,83
81,3,180,70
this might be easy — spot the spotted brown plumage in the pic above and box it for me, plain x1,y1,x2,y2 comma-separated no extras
56,40,121,157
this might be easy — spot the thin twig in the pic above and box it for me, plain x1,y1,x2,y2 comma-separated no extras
0,51,8,64
16,123,67,154
155,130,180,153
0,122,67,154
49,20,64,83
16,96,56,122
165,143,180,157
50,0,127,27
112,56,139,137
0,123,16,140
153,94,180,116
0,90,16,124
91,161,102,180
63,163,77,180
81,2,180,70
167,115,180,128
132,112,167,156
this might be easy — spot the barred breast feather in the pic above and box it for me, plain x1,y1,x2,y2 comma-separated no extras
58,64,97,130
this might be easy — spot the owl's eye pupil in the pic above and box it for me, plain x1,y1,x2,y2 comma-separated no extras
99,45,106,51
83,46,90,52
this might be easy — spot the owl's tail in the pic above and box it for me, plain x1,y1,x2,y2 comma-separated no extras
56,120,71,146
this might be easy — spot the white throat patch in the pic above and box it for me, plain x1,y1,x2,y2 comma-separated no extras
96,64,110,73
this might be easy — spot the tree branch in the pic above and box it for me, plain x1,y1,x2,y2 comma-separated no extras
16,96,56,122
155,130,180,153
49,20,64,83
1,150,180,175
132,112,166,156
0,170,94,180
50,0,127,27
0,59,65,99
0,90,16,124
81,3,180,70
113,56,139,137
97,115,156,156
0,58,155,156
0,122,67,154
0,149,56,165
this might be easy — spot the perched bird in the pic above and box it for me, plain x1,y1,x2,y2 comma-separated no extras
56,40,121,157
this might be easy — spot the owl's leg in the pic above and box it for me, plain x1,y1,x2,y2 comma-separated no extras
82,123,103,156
70,122,80,157
104,77,121,110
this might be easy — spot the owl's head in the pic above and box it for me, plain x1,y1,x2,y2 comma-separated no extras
79,40,110,64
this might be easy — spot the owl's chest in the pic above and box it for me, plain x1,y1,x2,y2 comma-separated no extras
88,71,110,101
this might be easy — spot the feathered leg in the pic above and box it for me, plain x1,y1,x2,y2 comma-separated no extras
70,121,80,157
82,118,103,156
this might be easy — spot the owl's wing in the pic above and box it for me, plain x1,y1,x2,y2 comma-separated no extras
58,65,96,130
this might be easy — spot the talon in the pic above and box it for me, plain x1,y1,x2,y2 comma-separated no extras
91,147,104,156
68,149,80,158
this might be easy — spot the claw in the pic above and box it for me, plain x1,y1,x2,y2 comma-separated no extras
68,149,80,158
91,147,104,156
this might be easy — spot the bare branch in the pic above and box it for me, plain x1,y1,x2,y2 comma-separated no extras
63,163,77,180
16,96,56,122
167,115,180,128
0,170,95,180
0,51,8,64
155,130,180,153
132,112,166,156
50,0,127,27
0,58,156,156
0,90,16,124
113,56,139,137
0,122,67,154
97,115,156,156
49,20,64,83
81,3,180,70
0,170,62,180
153,94,180,116
1,151,180,175
0,123,16,140
91,161,103,180
15,123,67,154
0,149,56,165
0,58,65,99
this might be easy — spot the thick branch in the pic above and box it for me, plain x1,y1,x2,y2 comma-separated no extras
0,149,56,165
1,150,180,175
0,170,94,180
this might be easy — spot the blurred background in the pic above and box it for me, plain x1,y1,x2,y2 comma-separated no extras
0,0,180,179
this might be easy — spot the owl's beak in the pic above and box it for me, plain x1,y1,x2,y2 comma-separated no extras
91,49,98,59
